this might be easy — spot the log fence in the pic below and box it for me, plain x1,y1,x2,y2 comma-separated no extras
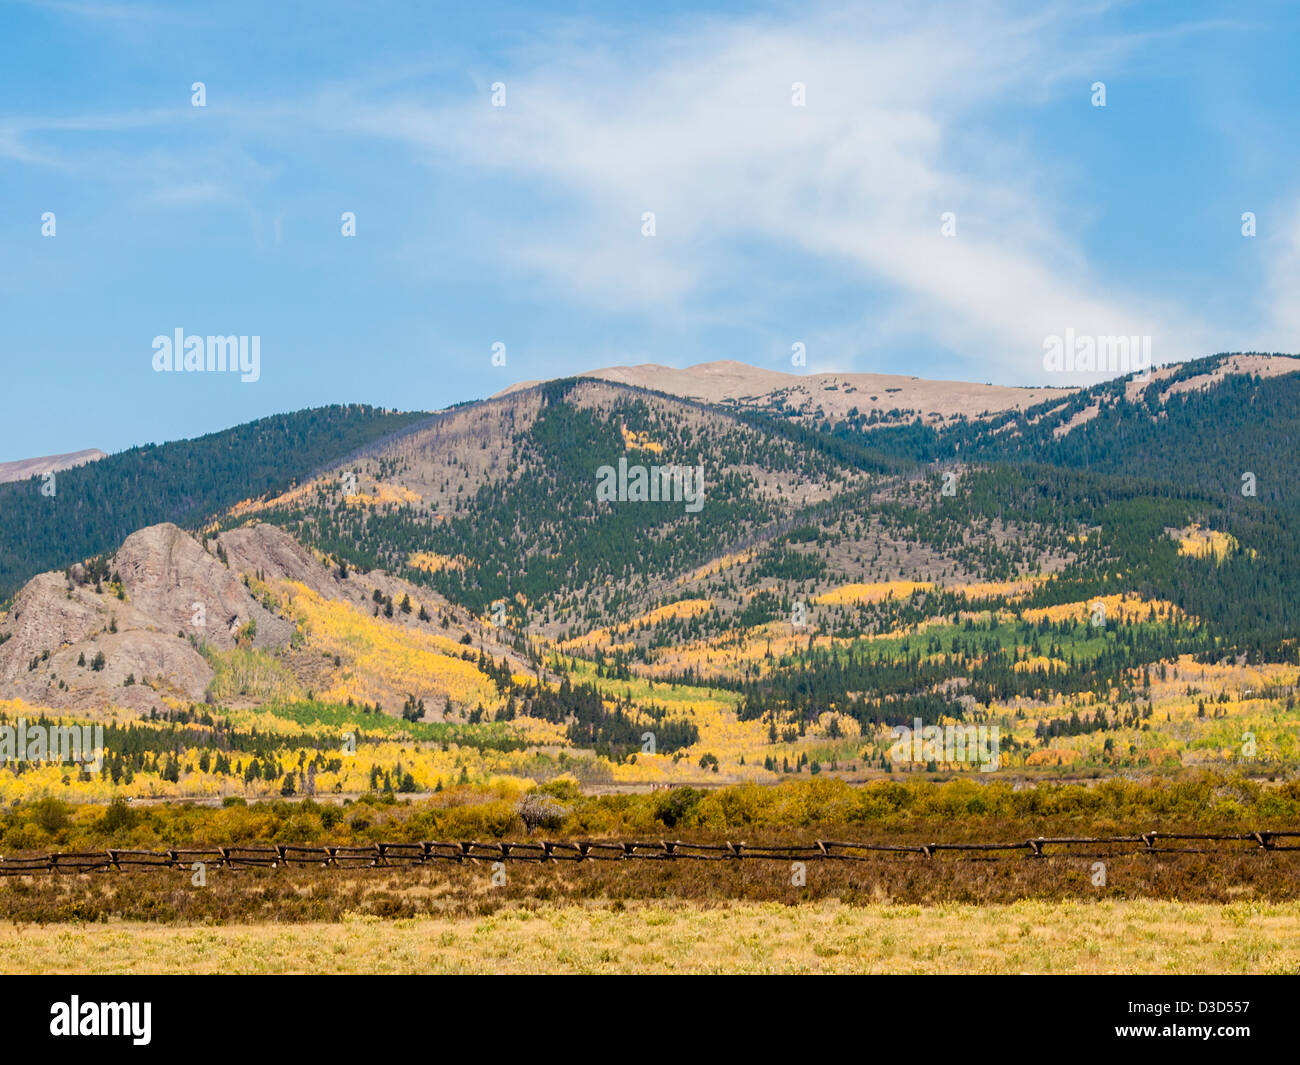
1,830,1298,875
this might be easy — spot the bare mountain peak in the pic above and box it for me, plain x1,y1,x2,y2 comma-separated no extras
0,447,106,484
498,358,1074,428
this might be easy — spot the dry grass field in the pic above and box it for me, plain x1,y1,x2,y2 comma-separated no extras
3,899,1298,974
4,779,1296,974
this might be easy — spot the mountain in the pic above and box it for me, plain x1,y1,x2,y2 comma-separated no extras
0,448,106,484
4,353,1300,791
233,376,884,633
0,520,535,716
0,405,430,600
862,353,1300,501
499,359,1074,432
7,355,1298,654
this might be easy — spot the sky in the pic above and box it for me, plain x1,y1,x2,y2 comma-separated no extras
2,0,1298,458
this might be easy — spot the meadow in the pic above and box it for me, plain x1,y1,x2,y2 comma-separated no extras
3,899,1297,974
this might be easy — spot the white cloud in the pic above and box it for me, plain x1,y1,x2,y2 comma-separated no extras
322,1,1234,380
5,0,1290,383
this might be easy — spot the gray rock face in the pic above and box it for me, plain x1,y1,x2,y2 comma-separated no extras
113,523,293,651
0,522,296,710
217,523,340,598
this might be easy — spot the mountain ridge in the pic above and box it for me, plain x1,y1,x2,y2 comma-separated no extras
497,358,1077,431
0,448,106,484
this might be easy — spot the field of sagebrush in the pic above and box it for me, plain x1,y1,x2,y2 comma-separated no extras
1,773,1299,923
3,773,1298,974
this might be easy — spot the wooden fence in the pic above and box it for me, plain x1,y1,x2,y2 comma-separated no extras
2,830,1299,875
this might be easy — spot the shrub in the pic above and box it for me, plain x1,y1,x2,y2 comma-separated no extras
517,793,566,834
654,787,703,829
98,797,137,834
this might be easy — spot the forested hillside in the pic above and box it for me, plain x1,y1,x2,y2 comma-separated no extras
3,357,1300,792
859,354,1300,504
243,378,872,624
0,405,430,600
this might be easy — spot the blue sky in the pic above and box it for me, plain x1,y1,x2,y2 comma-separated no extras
2,0,1298,458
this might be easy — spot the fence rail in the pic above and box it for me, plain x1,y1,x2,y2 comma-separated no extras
2,830,1300,875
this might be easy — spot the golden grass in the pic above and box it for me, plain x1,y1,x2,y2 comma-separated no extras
4,899,1297,974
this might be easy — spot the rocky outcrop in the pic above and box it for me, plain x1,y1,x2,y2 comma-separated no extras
217,523,340,598
112,523,293,651
0,522,295,710
0,518,535,719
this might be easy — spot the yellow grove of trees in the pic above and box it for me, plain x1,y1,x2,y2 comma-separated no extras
0,739,563,804
560,598,714,652
1021,594,1183,625
270,581,503,713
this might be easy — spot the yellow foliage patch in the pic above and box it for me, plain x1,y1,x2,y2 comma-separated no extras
1014,655,1068,673
814,581,933,606
641,599,713,624
949,577,1045,601
561,599,714,651
1021,594,1183,625
1176,525,1238,562
344,483,423,507
408,552,467,574
276,581,499,710
676,550,757,585
1025,749,1075,766
621,426,664,453
219,481,317,525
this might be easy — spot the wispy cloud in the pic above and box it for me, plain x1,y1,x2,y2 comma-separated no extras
309,1,1234,379
1,0,1293,402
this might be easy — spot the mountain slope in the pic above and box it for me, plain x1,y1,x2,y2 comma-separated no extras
0,405,430,601
225,361,1300,654
239,377,886,632
860,353,1300,502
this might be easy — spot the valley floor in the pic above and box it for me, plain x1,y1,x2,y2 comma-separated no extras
3,899,1297,974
